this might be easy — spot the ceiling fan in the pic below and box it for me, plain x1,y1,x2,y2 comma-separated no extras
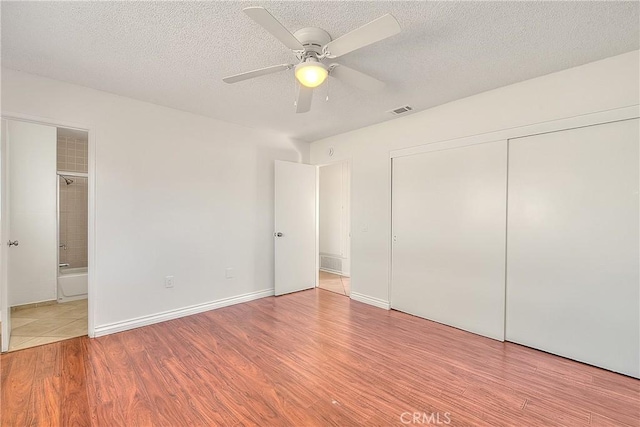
223,7,401,113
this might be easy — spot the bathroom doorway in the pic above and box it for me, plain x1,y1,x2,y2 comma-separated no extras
317,160,351,296
1,119,91,352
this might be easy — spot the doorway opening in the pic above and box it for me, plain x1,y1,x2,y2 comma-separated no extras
1,121,89,352
317,160,351,296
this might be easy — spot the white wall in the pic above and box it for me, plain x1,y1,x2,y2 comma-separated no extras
1,68,309,332
310,50,640,304
319,161,350,275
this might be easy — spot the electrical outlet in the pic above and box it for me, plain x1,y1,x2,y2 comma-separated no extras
225,268,234,279
165,276,174,288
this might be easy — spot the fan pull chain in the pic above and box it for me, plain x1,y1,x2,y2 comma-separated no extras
293,76,298,107
325,77,330,102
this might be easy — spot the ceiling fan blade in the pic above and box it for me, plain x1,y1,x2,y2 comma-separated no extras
329,64,386,91
295,84,313,113
243,7,305,51
324,14,400,58
223,64,292,84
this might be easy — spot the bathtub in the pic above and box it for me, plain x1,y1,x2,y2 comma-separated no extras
58,267,88,302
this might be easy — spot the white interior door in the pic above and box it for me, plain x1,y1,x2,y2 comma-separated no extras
392,141,508,341
506,119,639,378
274,160,316,296
1,120,10,351
7,120,58,307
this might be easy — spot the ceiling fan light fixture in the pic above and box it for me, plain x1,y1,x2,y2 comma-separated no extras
225,7,401,113
295,60,328,88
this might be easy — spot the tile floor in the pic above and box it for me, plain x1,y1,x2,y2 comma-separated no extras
318,270,350,296
8,299,88,352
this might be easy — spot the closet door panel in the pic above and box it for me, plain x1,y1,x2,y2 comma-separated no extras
506,119,639,378
392,140,507,341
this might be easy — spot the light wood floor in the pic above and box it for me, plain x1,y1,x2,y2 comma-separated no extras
318,270,350,296
1,289,638,426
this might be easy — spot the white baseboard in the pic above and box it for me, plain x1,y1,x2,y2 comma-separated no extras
58,294,88,304
350,292,390,310
94,288,274,337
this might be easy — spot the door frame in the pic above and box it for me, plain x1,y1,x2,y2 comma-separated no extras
0,111,96,349
315,158,353,292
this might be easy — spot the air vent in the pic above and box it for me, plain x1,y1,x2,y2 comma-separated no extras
388,105,414,116
320,255,343,274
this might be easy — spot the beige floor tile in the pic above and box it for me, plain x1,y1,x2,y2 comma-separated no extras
63,307,88,320
11,306,49,319
24,336,67,346
10,336,66,352
7,299,88,352
320,280,344,292
319,270,341,280
11,316,78,337
47,319,87,338
318,270,351,296
11,300,57,312
11,304,75,319
323,278,343,286
319,280,346,296
63,300,88,314
10,317,39,329
8,335,37,351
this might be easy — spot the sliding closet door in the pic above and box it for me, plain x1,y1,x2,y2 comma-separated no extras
392,140,507,341
506,119,639,378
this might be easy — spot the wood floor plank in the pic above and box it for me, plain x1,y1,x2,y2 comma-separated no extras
1,344,39,426
123,326,228,426
58,338,91,426
118,331,186,425
29,342,63,426
2,288,639,426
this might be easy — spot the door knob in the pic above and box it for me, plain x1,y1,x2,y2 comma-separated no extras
8,240,19,247
274,232,283,237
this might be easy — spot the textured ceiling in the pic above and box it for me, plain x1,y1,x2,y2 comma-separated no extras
2,1,638,142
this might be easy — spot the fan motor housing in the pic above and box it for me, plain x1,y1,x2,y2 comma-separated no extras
293,27,332,55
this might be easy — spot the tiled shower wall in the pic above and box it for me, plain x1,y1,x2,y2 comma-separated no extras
57,135,88,173
58,134,88,268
